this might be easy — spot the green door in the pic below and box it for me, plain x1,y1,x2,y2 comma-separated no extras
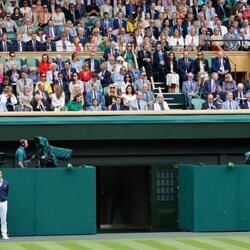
150,164,178,231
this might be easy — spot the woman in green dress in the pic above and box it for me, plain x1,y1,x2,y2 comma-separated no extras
121,42,136,68
67,93,83,111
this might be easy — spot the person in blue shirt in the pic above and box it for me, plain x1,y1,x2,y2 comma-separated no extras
15,139,29,168
0,170,10,240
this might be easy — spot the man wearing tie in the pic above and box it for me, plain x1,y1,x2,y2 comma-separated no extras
141,83,154,110
85,82,105,109
111,96,129,111
178,50,195,86
129,91,148,111
211,51,231,82
182,73,199,109
242,93,250,109
11,33,26,52
203,73,221,98
201,94,219,110
0,33,11,52
221,91,240,110
233,83,247,108
16,71,34,99
26,33,42,51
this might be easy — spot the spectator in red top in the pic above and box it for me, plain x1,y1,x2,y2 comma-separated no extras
79,62,92,84
39,54,51,75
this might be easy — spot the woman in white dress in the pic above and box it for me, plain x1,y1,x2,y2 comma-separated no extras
169,29,185,51
51,84,65,111
52,5,66,26
165,52,179,93
122,84,136,106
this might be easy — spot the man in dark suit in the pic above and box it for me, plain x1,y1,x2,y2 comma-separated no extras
215,1,228,20
32,93,51,111
141,0,150,15
33,82,51,111
60,60,76,84
106,28,117,43
54,72,70,103
178,51,194,86
233,83,247,108
201,94,219,109
138,44,153,78
6,64,21,86
55,55,65,71
113,11,127,30
153,42,167,82
103,41,119,61
98,63,111,89
111,96,129,111
242,93,250,109
203,72,221,97
26,33,42,51
146,2,159,20
0,33,12,52
11,33,26,52
125,0,136,18
173,18,188,38
65,3,81,25
42,36,57,52
192,0,201,19
85,52,100,73
74,0,86,18
100,12,113,36
211,51,231,81
146,21,160,39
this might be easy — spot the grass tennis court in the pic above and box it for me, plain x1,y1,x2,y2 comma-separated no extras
1,236,250,250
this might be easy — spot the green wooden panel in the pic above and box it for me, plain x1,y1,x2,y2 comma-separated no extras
3,167,96,236
193,166,238,231
178,165,250,232
178,165,193,231
6,169,36,236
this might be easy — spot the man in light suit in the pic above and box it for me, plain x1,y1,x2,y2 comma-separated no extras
141,83,154,110
182,73,199,109
15,96,33,112
56,32,74,52
223,26,240,51
129,91,148,111
211,51,231,81
134,71,151,92
203,73,221,98
85,82,105,109
221,91,240,110
16,71,34,99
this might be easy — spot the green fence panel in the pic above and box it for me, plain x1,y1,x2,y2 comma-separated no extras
4,167,96,236
178,165,250,232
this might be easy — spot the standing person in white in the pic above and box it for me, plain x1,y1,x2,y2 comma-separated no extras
0,170,9,240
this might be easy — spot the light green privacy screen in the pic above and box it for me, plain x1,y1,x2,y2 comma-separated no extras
3,167,96,236
178,165,250,232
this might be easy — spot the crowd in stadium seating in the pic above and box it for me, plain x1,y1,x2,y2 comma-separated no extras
0,0,249,111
